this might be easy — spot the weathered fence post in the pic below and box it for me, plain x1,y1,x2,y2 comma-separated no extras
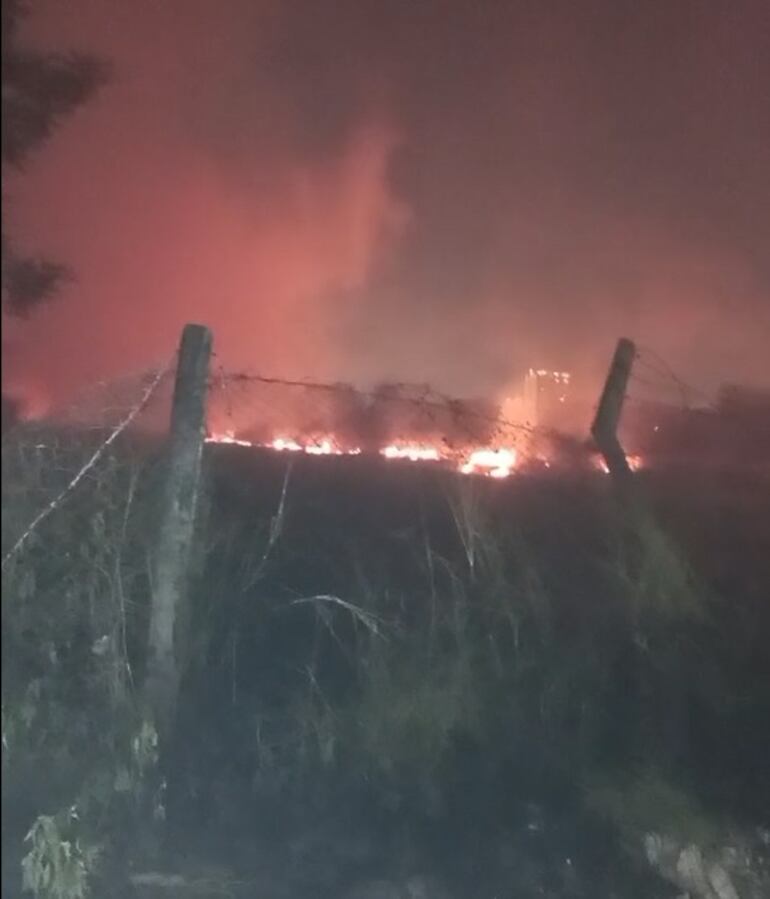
145,323,212,734
591,337,636,483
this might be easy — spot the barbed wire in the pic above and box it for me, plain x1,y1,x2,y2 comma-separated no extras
2,357,576,577
627,346,770,457
633,346,716,409
207,369,538,449
2,338,766,564
205,357,768,471
2,363,172,570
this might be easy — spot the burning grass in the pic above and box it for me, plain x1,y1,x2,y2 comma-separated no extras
205,424,613,481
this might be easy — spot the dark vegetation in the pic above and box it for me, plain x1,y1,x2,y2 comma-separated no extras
3,3,769,896
2,423,769,897
2,0,109,319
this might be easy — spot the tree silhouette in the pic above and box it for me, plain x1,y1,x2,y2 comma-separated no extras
2,0,110,316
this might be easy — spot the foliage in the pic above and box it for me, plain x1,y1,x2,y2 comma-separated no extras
2,424,164,888
21,807,100,899
353,642,483,811
584,767,723,849
2,0,110,316
3,428,769,890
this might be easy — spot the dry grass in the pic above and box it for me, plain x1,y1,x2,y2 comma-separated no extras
3,427,768,895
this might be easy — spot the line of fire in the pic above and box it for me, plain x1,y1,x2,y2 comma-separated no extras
205,367,770,478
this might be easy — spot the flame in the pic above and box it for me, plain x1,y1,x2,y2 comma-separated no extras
381,444,441,462
206,430,644,479
206,430,645,480
460,448,517,478
206,432,362,456
210,429,253,447
201,366,594,478
270,435,361,455
202,358,651,480
271,437,303,452
206,431,522,478
594,453,644,474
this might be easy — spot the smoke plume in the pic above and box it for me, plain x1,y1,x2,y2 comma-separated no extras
4,0,769,417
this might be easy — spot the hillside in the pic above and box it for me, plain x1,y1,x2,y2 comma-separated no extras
2,432,769,897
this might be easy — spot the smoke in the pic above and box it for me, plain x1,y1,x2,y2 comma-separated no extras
3,0,408,411
4,0,769,417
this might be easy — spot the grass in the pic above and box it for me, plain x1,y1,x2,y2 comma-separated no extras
2,426,770,895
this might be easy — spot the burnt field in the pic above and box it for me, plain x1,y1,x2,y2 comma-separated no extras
3,431,770,897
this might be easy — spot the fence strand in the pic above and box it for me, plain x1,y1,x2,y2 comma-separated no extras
2,364,171,570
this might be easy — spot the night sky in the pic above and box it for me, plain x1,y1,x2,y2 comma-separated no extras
4,0,770,415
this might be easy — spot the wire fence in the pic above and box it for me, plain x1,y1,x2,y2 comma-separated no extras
207,367,536,450
625,346,770,466
3,338,768,569
2,363,173,569
628,346,716,410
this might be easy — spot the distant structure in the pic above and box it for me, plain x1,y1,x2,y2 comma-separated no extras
523,369,572,429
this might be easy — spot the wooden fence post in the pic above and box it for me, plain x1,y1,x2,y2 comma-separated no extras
591,337,636,483
145,323,212,734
